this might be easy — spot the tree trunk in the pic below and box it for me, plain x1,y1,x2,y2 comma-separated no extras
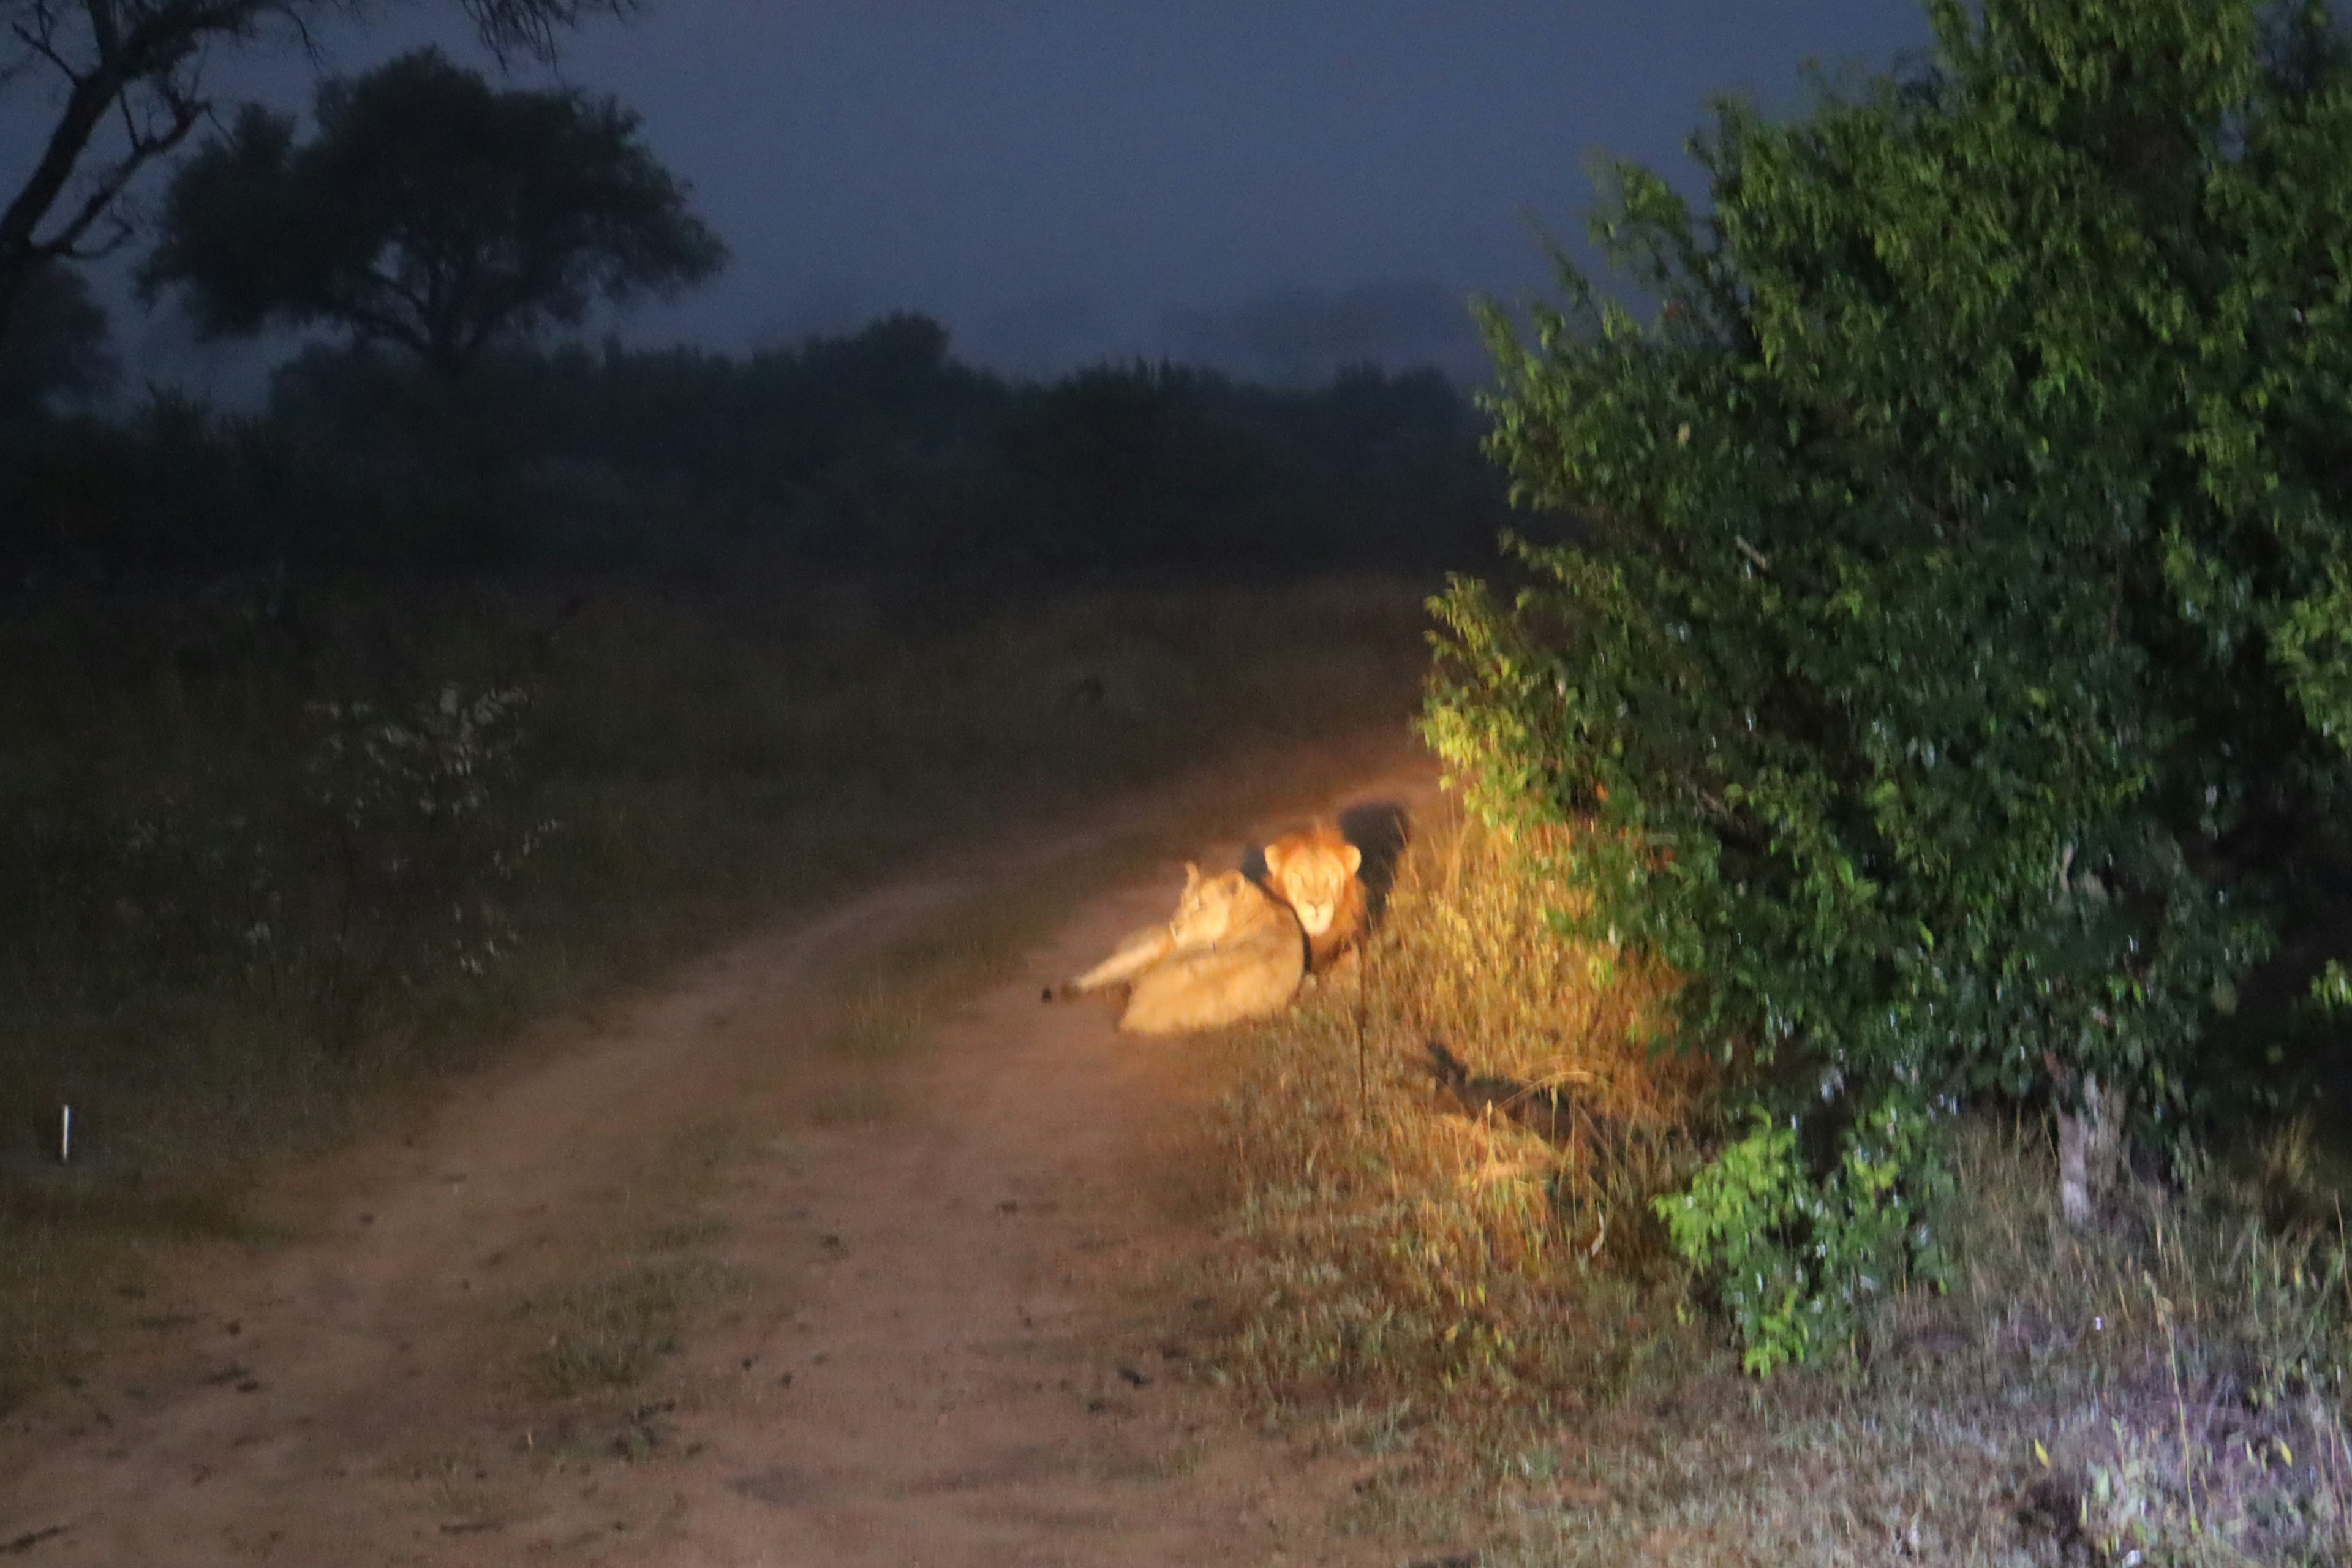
2056,1075,2124,1229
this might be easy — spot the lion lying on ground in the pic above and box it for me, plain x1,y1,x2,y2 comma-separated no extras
1061,864,1305,1034
1262,821,1366,974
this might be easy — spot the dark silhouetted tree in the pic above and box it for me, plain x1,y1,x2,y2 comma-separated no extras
0,262,115,420
0,0,625,345
140,47,725,379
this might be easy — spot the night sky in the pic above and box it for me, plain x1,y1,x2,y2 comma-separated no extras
4,1,1934,399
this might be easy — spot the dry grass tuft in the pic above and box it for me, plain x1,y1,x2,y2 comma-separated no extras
1188,799,1705,1458
513,1115,756,1401
521,1254,752,1399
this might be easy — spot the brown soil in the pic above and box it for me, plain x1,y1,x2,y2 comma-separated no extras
0,733,1446,1567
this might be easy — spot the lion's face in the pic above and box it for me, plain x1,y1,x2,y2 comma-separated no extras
1170,864,1254,945
1265,831,1362,937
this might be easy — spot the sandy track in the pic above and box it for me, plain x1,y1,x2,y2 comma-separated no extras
0,736,1442,1567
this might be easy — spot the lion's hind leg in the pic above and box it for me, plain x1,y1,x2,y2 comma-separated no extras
1066,923,1175,995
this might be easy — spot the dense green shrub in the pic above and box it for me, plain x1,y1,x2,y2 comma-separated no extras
1428,0,2352,1366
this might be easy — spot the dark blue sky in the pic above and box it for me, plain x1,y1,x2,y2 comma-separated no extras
6,1,1935,396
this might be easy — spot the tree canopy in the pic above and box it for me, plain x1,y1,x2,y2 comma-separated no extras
0,263,114,421
1428,0,2352,1370
0,0,626,342
139,47,725,377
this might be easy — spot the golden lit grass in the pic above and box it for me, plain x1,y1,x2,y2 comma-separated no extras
1187,799,1706,1461
1185,792,2352,1564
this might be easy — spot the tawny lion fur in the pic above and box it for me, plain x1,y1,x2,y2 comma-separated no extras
1066,862,1305,1034
1262,821,1366,974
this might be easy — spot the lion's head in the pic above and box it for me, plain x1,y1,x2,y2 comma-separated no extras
1264,827,1362,937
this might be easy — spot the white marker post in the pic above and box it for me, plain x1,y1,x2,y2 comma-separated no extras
59,1104,71,1165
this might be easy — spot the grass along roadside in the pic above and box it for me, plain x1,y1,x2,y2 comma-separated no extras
0,575,1433,1409
1184,800,1702,1459
1183,797,2352,1566
1472,1121,2352,1567
515,1115,760,1407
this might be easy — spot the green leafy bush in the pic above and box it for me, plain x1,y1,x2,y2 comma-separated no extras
1430,0,2352,1367
1654,1095,1951,1374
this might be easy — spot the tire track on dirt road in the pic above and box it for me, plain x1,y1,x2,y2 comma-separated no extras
0,729,1445,1567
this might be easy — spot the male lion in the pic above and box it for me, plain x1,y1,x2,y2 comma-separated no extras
1261,821,1366,974
1064,864,1305,1034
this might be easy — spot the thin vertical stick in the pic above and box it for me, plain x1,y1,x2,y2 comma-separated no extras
1354,941,1370,1117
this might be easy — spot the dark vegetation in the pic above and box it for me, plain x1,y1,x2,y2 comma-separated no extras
0,307,1474,1392
6,43,1504,590
0,46,1496,1408
4,317,1506,587
0,1,624,336
139,47,728,380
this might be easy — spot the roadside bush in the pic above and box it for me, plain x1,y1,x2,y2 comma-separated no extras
0,592,547,1110
1428,0,2352,1368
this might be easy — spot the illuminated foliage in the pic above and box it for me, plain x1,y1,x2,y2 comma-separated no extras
1430,0,2352,1365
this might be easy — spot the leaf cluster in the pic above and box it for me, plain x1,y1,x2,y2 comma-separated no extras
0,263,113,420
139,46,725,377
0,1,628,336
1429,0,2352,1365
1654,1095,1952,1374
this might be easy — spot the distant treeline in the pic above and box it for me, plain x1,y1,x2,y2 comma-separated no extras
4,312,1513,588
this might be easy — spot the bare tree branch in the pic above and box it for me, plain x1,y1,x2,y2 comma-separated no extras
0,0,630,337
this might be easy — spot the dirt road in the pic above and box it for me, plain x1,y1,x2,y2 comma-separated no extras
0,734,1444,1567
